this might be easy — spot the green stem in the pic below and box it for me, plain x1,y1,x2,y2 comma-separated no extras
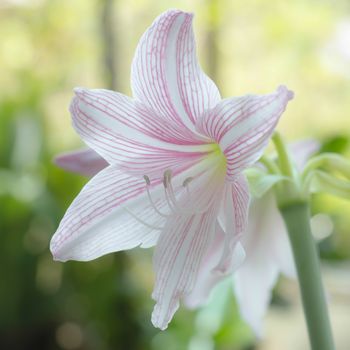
260,155,280,174
279,202,335,350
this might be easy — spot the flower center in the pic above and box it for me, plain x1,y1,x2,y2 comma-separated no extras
123,143,227,230
123,170,197,230
211,142,227,174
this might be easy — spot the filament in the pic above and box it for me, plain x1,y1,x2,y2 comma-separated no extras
125,170,204,230
123,207,163,230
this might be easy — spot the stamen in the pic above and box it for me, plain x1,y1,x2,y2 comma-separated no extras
143,175,151,186
164,185,178,213
163,169,172,188
135,170,210,228
125,170,203,231
160,169,180,214
143,175,168,218
183,177,194,187
163,169,184,213
182,177,193,201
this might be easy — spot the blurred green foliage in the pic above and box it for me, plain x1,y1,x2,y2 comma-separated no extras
0,0,349,349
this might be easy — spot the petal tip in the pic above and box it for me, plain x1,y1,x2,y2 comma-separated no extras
53,154,64,167
165,8,194,18
151,311,169,331
50,246,64,262
276,85,294,101
54,152,74,169
50,235,68,262
52,254,65,263
73,87,87,98
156,9,194,28
151,297,180,330
183,10,194,19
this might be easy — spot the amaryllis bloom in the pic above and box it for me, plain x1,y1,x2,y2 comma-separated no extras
185,140,320,336
51,9,293,330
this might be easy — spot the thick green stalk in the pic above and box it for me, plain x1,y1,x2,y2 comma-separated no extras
279,202,335,350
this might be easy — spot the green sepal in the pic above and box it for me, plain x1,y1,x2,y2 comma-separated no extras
245,167,287,198
303,153,350,180
309,170,350,199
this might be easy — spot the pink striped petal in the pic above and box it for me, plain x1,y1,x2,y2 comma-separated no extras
215,175,250,273
131,10,221,132
73,88,207,146
151,209,218,330
55,148,108,177
196,85,294,181
50,156,221,262
70,88,213,177
184,223,245,309
151,164,226,329
50,166,167,262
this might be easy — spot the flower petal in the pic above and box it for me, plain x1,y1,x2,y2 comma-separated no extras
233,194,295,336
51,155,221,262
215,175,250,273
50,165,166,262
71,88,212,177
184,175,249,309
184,223,245,309
196,85,294,181
151,165,226,329
151,210,218,330
234,256,279,337
54,148,108,177
131,10,221,132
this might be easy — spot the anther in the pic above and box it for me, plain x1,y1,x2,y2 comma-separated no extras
143,173,168,218
142,170,200,219
163,169,172,188
163,174,168,188
183,177,194,187
143,175,151,186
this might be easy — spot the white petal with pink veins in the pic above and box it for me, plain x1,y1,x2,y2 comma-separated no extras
51,155,222,262
50,166,165,262
215,175,250,273
71,88,213,178
197,86,294,181
131,10,221,132
151,163,227,330
184,223,245,309
151,209,218,330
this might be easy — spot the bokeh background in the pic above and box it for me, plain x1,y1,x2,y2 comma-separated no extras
1,0,350,349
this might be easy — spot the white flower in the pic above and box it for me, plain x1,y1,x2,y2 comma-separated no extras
51,9,293,330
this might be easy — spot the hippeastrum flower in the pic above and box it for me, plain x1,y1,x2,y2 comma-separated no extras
50,9,293,330
185,140,320,336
